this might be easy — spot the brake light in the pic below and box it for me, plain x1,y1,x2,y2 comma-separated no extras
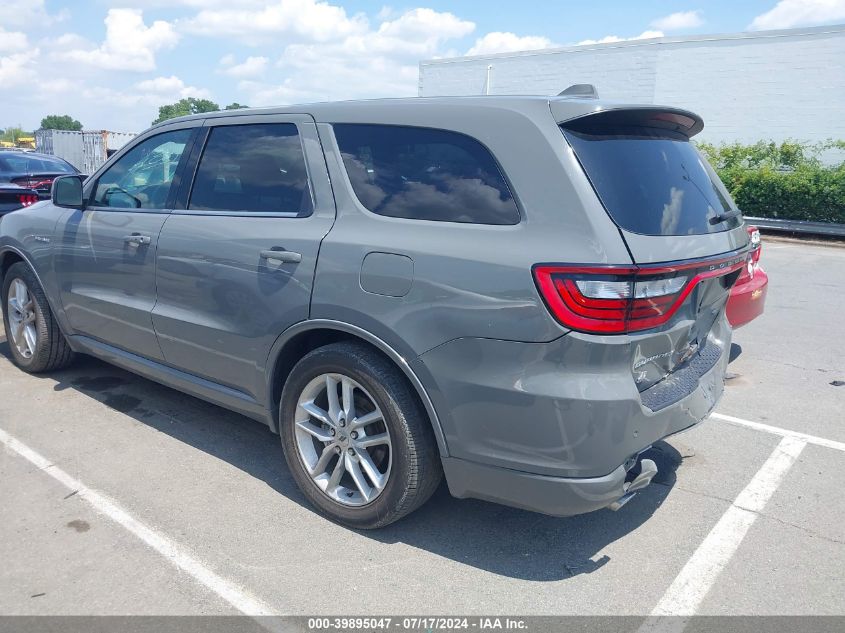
17,194,39,207
12,177,54,190
534,253,746,334
747,226,762,265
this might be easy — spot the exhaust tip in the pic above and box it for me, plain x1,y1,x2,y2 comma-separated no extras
608,458,659,511
627,458,658,493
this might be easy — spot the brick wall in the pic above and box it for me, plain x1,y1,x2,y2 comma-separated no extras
419,25,845,145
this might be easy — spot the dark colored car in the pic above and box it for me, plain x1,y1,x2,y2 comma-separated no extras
0,150,80,199
727,225,768,328
0,95,750,528
0,183,41,218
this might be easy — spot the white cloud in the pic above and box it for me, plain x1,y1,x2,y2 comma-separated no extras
102,0,267,7
184,0,369,43
0,0,67,29
334,8,474,58
466,32,556,56
376,8,474,47
78,76,211,120
651,10,705,31
576,30,664,46
219,55,269,78
233,7,474,106
0,28,29,53
135,75,211,99
749,0,845,30
61,9,179,72
0,49,39,87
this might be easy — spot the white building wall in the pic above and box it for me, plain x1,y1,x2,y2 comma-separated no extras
419,25,845,146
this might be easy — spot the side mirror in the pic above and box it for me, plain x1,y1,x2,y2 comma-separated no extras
52,175,85,209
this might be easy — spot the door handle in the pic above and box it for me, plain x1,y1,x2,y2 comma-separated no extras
124,234,151,246
260,249,302,264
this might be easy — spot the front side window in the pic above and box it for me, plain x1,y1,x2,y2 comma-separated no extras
333,124,520,225
188,123,312,215
92,129,192,209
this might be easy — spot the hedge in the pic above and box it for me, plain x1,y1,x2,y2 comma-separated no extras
697,140,845,224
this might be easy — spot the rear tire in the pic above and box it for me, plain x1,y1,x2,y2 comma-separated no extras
280,341,442,529
2,262,74,373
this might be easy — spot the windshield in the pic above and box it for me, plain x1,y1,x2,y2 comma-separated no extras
562,126,742,236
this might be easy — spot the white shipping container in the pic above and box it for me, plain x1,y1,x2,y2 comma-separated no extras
35,129,86,172
35,129,137,175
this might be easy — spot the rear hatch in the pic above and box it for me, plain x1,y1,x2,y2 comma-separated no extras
541,106,749,396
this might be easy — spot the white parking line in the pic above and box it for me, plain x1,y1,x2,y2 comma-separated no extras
643,435,806,629
712,412,845,453
0,426,279,618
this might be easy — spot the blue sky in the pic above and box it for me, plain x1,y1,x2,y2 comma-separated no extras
2,0,844,132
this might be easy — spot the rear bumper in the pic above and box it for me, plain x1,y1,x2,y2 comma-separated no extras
442,457,629,517
727,266,768,328
415,319,731,516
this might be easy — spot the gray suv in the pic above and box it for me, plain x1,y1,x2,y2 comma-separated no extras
0,95,749,528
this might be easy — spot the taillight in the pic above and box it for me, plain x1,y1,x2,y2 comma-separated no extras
747,226,762,265
12,177,54,190
533,253,746,334
17,194,39,207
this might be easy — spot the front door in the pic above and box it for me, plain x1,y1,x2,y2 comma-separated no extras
152,115,335,399
54,127,196,360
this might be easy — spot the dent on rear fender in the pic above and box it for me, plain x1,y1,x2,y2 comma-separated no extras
417,317,732,479
264,319,451,456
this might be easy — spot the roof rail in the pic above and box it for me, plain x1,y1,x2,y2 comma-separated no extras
557,84,599,99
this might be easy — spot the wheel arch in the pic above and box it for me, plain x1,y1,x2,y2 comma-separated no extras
0,245,71,340
265,320,449,456
0,248,25,280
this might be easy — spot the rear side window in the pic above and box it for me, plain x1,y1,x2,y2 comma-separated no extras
562,122,741,236
189,123,312,216
333,124,519,225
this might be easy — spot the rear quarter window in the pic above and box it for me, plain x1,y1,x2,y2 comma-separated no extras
562,123,741,236
333,124,520,225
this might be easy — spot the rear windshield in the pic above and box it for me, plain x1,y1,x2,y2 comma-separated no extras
0,154,76,174
562,125,741,235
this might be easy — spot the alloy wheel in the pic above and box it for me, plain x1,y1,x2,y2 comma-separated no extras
294,373,393,507
7,278,37,359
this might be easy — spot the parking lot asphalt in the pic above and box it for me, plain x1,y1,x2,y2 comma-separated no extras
0,238,843,618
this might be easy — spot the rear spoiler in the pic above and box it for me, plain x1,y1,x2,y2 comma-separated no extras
556,107,704,139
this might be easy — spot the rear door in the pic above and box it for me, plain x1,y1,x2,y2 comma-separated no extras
557,107,749,390
54,125,197,360
151,114,335,400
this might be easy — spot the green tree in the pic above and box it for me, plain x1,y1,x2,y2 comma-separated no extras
152,98,220,125
0,125,31,143
39,114,83,131
224,102,249,110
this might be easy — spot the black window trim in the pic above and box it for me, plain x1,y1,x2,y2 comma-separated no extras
331,122,524,226
86,127,200,215
176,120,315,219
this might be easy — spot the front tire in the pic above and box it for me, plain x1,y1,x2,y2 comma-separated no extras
280,342,442,529
2,262,74,373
